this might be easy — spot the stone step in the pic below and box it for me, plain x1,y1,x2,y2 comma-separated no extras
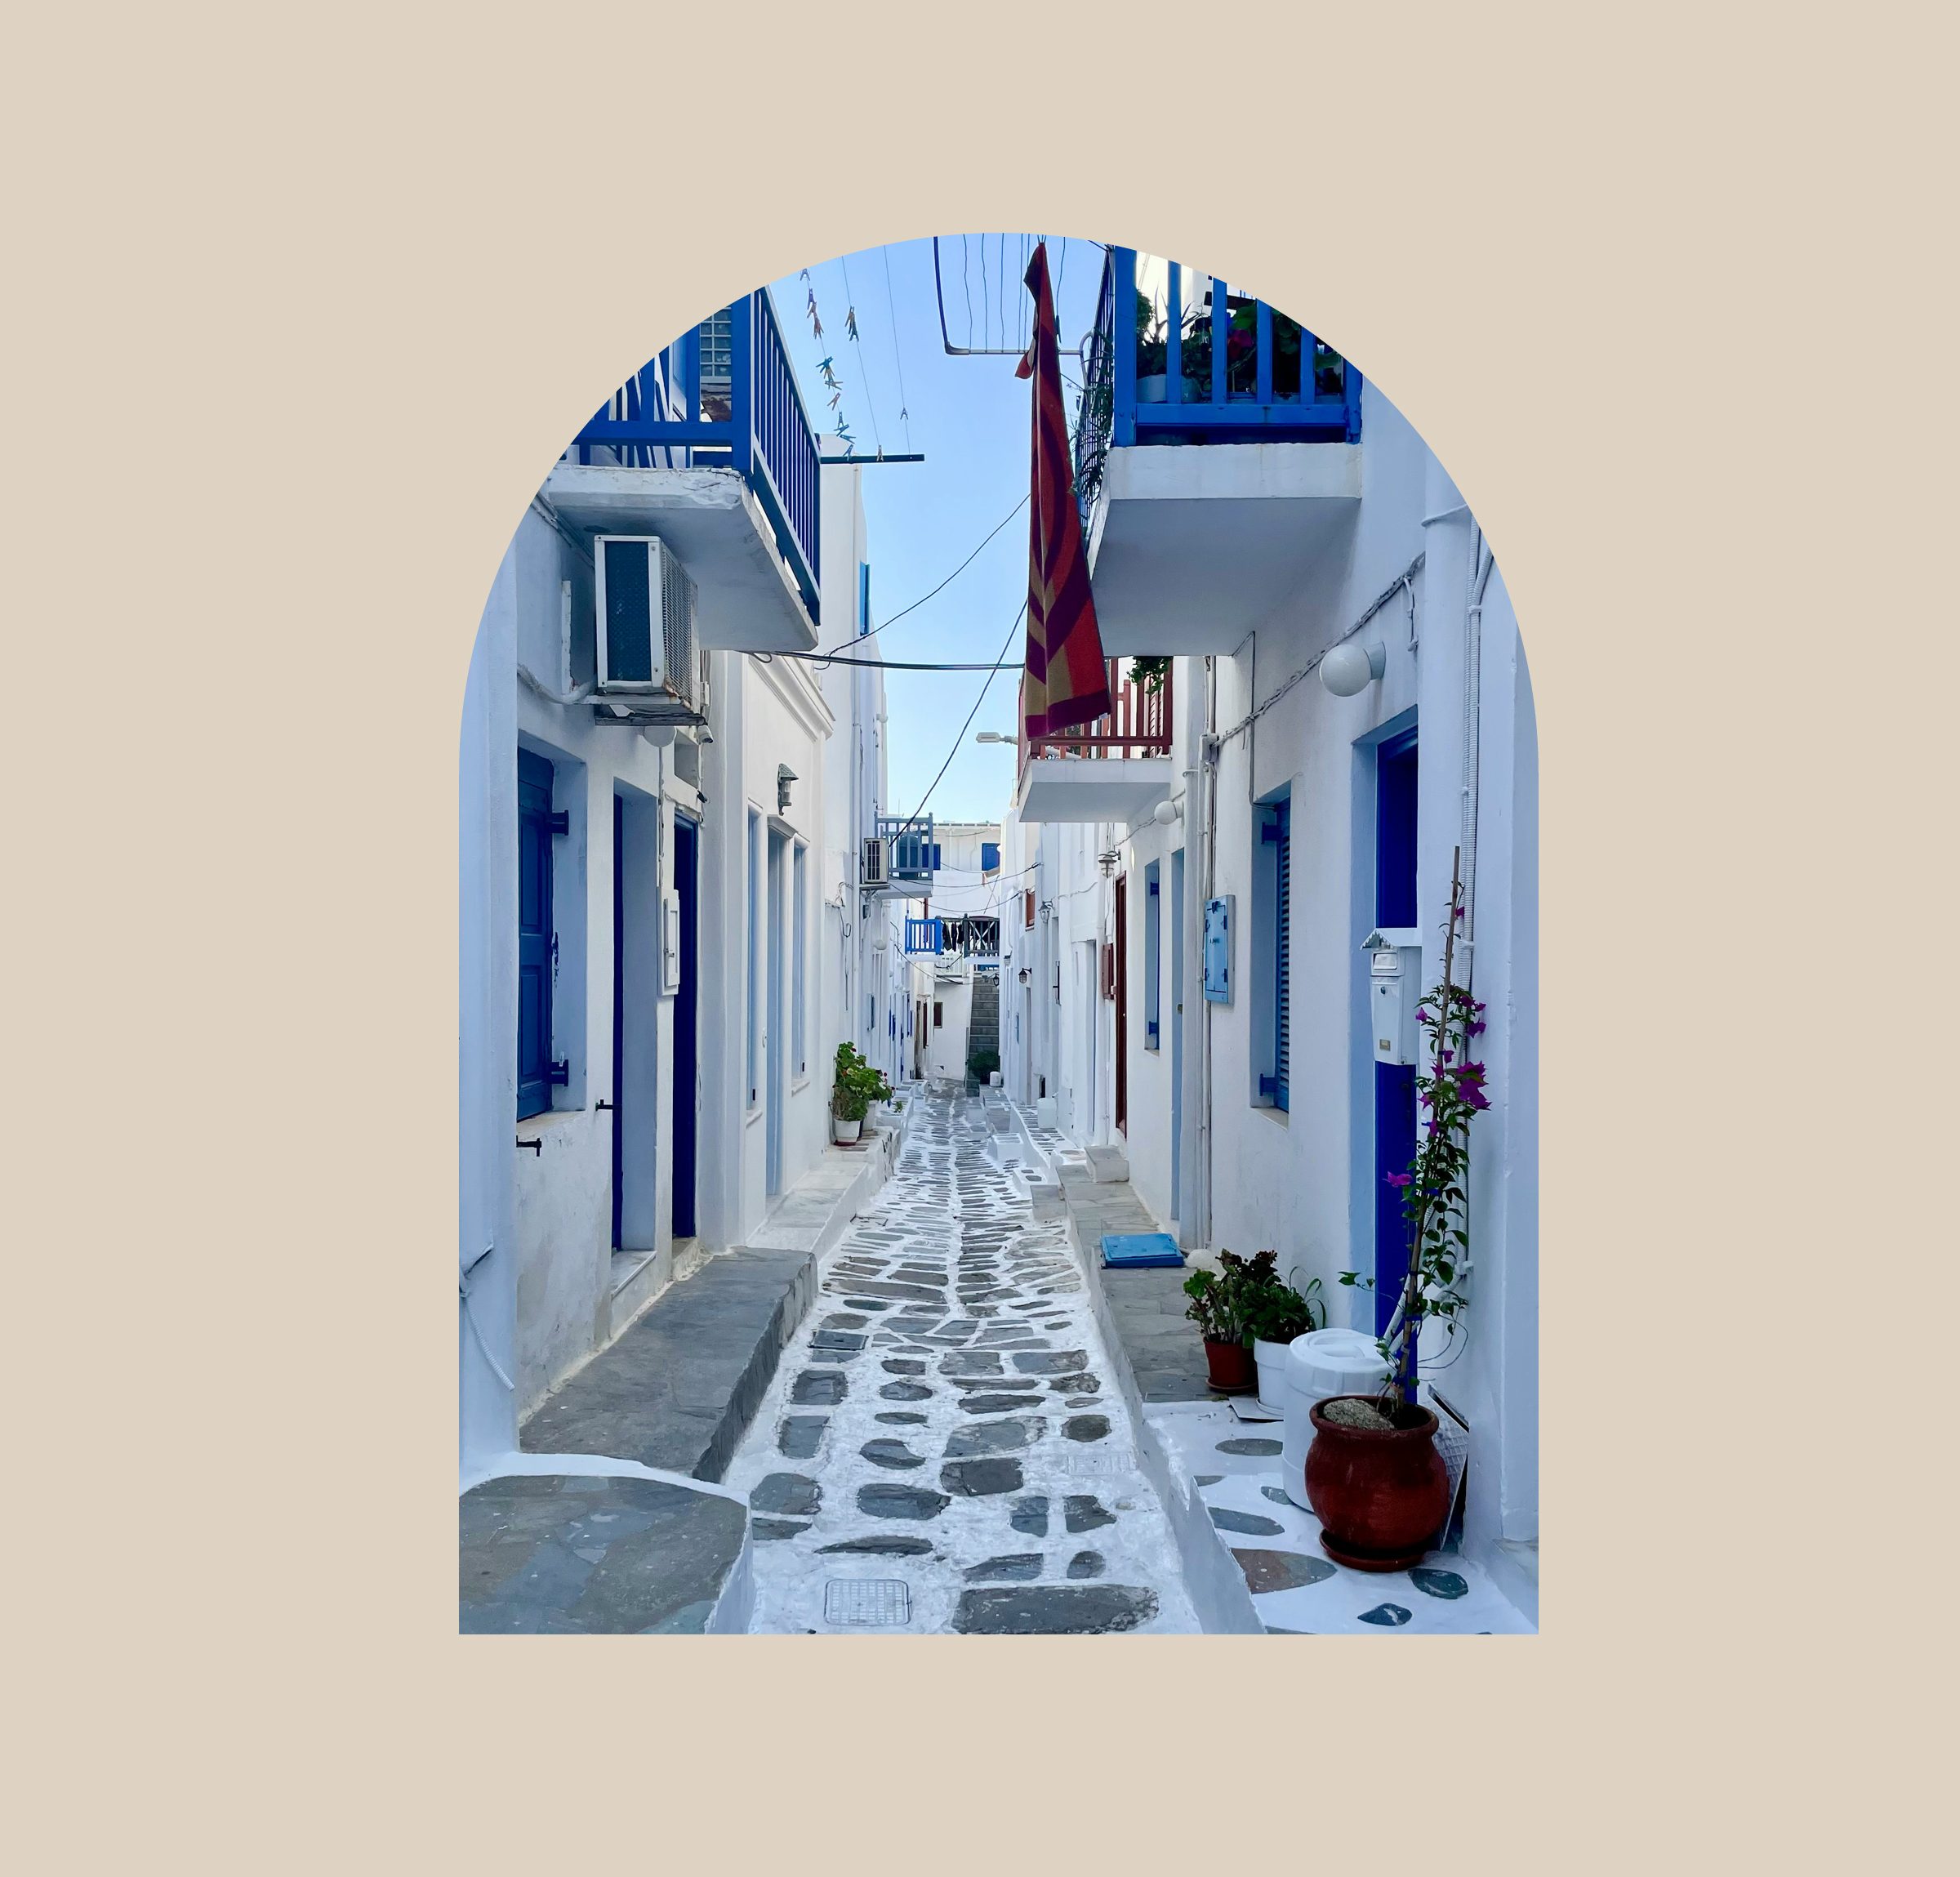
523,1246,816,1482
461,1471,748,1634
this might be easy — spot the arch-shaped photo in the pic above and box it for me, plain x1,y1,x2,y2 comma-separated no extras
458,234,1537,1638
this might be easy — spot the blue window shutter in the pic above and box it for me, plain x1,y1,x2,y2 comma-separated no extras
1274,800,1290,1111
931,842,942,870
517,751,555,1121
982,841,1000,872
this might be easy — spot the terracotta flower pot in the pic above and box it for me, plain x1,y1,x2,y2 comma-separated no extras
1304,1396,1450,1572
1203,1338,1257,1394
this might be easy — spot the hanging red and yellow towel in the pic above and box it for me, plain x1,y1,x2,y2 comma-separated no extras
1017,241,1111,739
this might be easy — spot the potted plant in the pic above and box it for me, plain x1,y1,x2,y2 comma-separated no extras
1315,851,1486,1570
1182,1248,1280,1394
966,1046,1000,1089
1245,1265,1326,1413
830,1042,891,1144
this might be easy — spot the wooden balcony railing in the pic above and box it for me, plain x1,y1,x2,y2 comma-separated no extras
1019,658,1173,787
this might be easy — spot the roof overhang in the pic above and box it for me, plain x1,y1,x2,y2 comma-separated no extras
1014,754,1175,825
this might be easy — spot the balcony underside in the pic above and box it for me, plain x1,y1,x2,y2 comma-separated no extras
1015,754,1174,825
1086,442,1362,655
541,463,817,653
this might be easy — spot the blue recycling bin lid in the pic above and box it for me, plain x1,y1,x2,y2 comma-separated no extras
1101,1233,1185,1268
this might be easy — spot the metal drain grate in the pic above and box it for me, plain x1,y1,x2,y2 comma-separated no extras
1055,1447,1137,1475
823,1578,911,1626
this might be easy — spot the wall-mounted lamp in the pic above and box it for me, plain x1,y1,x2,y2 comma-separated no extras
1321,640,1388,697
1018,968,1031,985
777,763,797,810
1098,849,1119,878
973,730,1017,745
1152,796,1184,826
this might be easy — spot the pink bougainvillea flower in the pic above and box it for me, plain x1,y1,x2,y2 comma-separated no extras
1385,1170,1412,1188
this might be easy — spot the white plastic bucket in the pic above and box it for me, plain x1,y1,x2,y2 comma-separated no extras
1252,1339,1292,1413
1281,1328,1391,1510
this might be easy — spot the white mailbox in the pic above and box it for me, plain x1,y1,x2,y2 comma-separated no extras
1363,928,1423,1066
662,889,683,994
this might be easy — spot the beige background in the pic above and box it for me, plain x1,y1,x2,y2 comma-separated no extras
3,1,1949,1868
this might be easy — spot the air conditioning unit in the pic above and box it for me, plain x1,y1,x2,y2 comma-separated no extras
592,535,708,726
860,836,889,888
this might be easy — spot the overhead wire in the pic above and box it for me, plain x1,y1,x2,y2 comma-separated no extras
817,492,1028,657
880,243,913,448
837,253,884,457
885,601,1026,840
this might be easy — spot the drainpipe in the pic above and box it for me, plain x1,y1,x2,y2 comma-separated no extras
1182,653,1219,1251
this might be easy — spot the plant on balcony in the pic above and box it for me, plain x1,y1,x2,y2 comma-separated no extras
1313,851,1482,1570
1129,655,1171,696
831,1042,892,1141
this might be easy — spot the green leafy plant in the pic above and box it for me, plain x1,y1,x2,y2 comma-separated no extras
831,1042,892,1123
1183,1248,1285,1347
1339,850,1486,1400
966,1047,1000,1082
1246,1267,1327,1345
1129,655,1171,696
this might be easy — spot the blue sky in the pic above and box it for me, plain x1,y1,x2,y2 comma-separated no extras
767,234,1107,824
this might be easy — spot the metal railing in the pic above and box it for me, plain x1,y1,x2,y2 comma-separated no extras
570,288,821,621
905,914,1001,958
1072,246,1361,522
1018,659,1174,787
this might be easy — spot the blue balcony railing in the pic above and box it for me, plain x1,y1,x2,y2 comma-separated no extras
876,814,938,882
905,916,942,955
1074,247,1362,518
570,288,821,621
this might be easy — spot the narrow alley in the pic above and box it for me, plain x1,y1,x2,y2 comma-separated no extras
724,1089,1200,1634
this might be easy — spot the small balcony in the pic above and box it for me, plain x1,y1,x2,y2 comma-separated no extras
870,814,937,898
1015,659,1174,825
906,915,1001,959
1073,247,1364,656
541,288,821,653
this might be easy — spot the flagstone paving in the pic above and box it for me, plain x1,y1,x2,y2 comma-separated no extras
722,1089,1200,1634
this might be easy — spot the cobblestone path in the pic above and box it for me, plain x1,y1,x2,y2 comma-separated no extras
723,1090,1200,1634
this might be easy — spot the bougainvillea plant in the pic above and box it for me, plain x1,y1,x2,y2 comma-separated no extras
1340,850,1490,1402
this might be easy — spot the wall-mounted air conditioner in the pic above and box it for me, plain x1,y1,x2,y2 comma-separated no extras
861,836,889,888
592,535,709,726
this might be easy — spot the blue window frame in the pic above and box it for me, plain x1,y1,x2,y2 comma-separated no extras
517,750,559,1121
981,841,1000,874
1143,861,1161,1049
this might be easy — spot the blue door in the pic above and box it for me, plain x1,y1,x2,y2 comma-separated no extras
611,793,625,1248
1373,728,1419,1336
517,751,555,1121
1169,847,1185,1222
671,814,699,1239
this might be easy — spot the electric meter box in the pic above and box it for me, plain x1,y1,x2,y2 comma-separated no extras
1362,928,1423,1067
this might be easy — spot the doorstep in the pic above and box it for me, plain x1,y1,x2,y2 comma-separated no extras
521,1246,818,1483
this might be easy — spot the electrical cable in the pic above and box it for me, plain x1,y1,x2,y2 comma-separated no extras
838,253,884,457
880,243,913,448
885,601,1026,840
817,493,1028,656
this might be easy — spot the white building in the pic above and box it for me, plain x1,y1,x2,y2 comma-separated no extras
459,291,901,1469
898,819,1004,1083
996,249,1538,1608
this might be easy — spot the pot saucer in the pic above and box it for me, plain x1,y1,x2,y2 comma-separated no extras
1318,1529,1429,1574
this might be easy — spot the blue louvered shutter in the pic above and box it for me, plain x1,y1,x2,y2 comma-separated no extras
517,751,555,1120
1274,798,1291,1112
